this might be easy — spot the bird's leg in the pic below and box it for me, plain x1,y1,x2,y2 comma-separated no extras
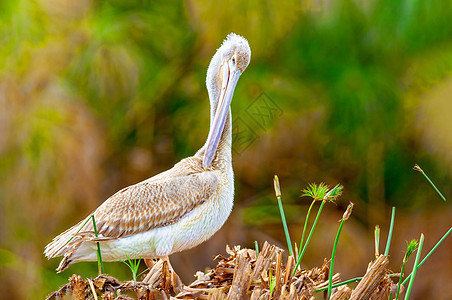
142,258,159,283
142,256,182,293
163,255,183,293
162,256,173,273
144,258,155,270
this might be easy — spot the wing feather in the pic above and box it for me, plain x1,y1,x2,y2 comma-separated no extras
88,171,218,239
44,161,218,260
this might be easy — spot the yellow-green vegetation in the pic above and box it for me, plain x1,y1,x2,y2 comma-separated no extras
1,0,452,298
275,181,450,299
120,255,149,282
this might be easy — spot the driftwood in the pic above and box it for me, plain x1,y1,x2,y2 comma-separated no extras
47,242,397,300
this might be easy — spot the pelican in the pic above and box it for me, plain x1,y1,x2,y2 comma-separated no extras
44,33,251,273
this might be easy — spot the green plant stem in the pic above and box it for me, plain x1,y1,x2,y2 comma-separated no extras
402,227,452,285
299,200,315,256
137,267,149,279
316,273,400,293
394,261,407,300
255,241,259,256
422,172,446,201
91,215,104,274
276,194,293,256
385,207,396,256
315,277,363,292
269,269,275,293
414,164,446,201
404,234,424,300
121,255,146,281
293,200,326,276
327,219,345,299
274,175,293,256
374,225,380,257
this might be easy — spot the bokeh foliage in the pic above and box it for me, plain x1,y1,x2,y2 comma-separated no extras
1,0,452,298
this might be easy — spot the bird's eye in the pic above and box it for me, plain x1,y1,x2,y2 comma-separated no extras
231,57,236,65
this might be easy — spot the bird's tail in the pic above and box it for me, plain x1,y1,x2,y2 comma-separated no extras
44,216,92,272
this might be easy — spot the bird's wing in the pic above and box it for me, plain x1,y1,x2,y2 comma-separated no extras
81,171,218,239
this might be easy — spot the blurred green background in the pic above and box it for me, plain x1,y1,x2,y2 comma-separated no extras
1,0,452,298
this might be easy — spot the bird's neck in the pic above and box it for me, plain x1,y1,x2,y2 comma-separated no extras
196,109,232,169
196,50,233,168
214,110,232,165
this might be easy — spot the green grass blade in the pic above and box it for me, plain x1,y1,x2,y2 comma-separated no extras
91,215,104,274
327,202,353,299
402,227,452,285
404,234,424,300
328,220,345,299
293,200,326,276
423,173,446,201
254,241,259,256
395,239,418,300
137,267,150,279
394,262,407,300
299,200,315,256
277,196,293,256
120,254,144,281
274,175,293,256
374,225,380,257
131,256,140,281
413,164,446,201
385,207,396,256
315,277,363,292
121,257,134,280
269,269,275,293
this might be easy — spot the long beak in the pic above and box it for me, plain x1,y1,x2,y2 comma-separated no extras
203,64,242,168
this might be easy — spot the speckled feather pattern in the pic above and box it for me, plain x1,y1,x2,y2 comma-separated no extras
44,33,250,272
93,161,217,239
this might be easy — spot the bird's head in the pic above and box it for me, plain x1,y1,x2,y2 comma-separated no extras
206,33,251,103
218,33,251,74
203,33,251,168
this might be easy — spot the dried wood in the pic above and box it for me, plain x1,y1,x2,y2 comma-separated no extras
350,255,389,300
250,287,262,300
279,284,289,299
330,285,352,300
369,274,393,300
273,251,283,299
284,255,294,286
49,242,400,300
252,241,281,281
314,273,340,290
227,249,253,299
289,283,297,299
208,288,227,300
